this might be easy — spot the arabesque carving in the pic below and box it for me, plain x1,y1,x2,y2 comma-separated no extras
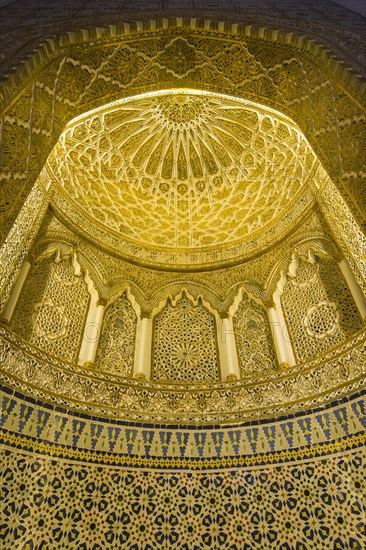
0,18,364,426
0,181,49,311
281,256,363,362
0,324,365,423
95,293,137,376
49,90,317,250
233,294,277,376
9,251,90,362
152,294,219,382
1,23,365,283
29,208,345,314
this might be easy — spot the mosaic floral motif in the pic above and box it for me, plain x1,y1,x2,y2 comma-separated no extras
1,448,365,549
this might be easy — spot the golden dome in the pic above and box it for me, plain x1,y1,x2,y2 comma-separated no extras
46,90,317,255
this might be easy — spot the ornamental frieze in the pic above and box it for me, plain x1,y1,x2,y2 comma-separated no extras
0,326,365,424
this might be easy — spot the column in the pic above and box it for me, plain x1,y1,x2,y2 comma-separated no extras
267,301,296,368
78,298,107,367
0,181,49,308
217,315,241,382
339,256,366,320
310,167,366,293
133,313,152,381
1,254,34,323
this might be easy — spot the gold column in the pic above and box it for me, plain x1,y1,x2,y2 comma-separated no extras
267,300,296,368
1,254,34,323
338,256,366,320
217,314,240,382
133,312,152,381
78,298,107,367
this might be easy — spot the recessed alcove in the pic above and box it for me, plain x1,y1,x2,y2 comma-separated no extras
0,2,365,548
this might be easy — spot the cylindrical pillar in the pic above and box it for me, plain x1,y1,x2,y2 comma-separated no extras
78,298,107,367
1,254,34,323
217,315,240,382
339,257,366,320
267,303,296,368
133,314,152,380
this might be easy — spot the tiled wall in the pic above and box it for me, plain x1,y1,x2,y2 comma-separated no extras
1,448,365,549
1,387,365,467
1,387,365,548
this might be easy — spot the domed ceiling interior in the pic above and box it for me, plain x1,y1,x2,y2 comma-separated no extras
46,89,318,254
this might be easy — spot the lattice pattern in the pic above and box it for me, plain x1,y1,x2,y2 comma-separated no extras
10,254,89,362
2,29,365,284
95,294,137,376
233,295,277,376
1,24,365,269
152,295,219,382
281,257,362,362
1,323,366,423
1,447,365,549
50,90,317,250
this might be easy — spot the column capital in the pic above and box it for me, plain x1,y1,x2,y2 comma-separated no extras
218,310,230,320
140,310,151,320
97,298,108,307
334,250,344,262
263,299,275,310
25,253,35,265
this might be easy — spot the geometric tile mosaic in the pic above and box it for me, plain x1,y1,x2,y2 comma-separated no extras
1,386,365,548
1,388,365,468
1,447,365,549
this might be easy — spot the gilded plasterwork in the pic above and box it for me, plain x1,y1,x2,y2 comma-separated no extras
51,186,315,270
0,18,364,425
1,325,365,423
281,257,363,362
10,253,89,362
314,165,366,294
1,25,365,279
48,90,317,251
233,295,277,376
0,23,366,300
1,13,366,546
152,295,219,382
95,294,137,376
32,207,339,312
0,181,48,310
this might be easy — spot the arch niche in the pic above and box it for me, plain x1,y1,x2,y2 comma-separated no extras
1,9,366,549
0,17,365,307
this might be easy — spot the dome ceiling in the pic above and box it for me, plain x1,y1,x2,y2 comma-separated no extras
47,90,317,252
